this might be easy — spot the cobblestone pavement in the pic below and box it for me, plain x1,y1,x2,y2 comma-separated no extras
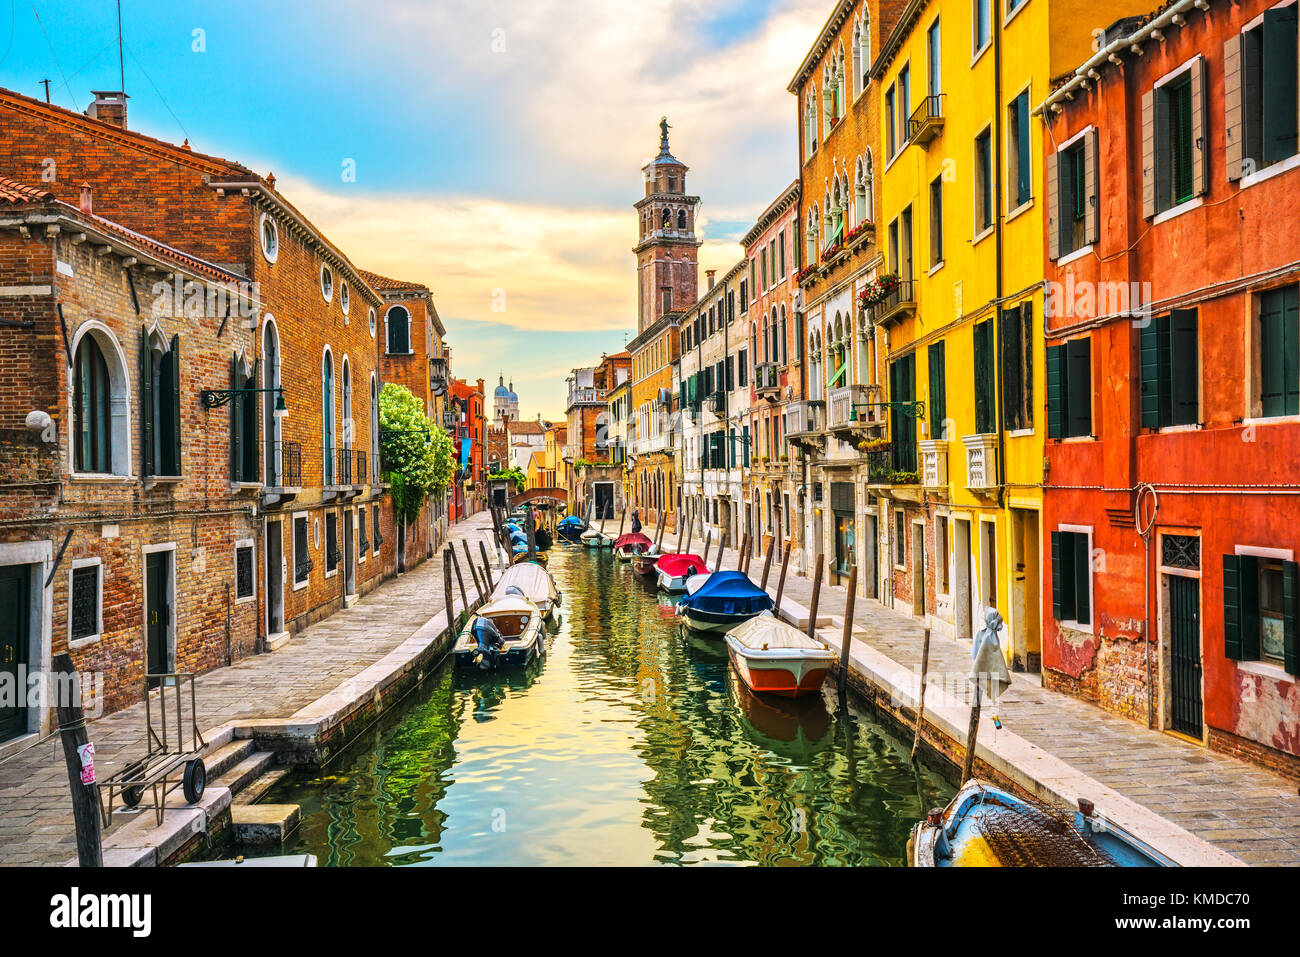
0,513,496,866
655,524,1300,865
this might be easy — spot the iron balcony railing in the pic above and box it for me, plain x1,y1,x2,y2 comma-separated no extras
869,279,917,325
908,93,945,146
567,387,608,407
269,440,302,488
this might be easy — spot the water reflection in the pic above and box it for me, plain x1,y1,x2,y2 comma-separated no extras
268,547,952,866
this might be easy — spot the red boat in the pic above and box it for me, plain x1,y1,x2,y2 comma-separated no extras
613,533,654,562
724,615,836,698
654,553,706,592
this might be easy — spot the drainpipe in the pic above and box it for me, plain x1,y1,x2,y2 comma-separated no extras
993,1,1007,514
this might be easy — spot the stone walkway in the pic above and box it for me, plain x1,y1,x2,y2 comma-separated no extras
0,513,496,866
651,522,1300,865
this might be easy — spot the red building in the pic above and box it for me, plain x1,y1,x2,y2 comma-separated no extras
1040,0,1300,778
449,378,486,520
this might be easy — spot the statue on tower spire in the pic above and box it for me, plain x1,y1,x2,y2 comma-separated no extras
659,116,671,154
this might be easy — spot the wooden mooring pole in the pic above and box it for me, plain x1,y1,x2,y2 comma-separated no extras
910,626,932,763
478,540,495,592
774,540,792,614
53,653,101,867
526,508,537,562
807,552,824,638
449,545,470,625
961,685,982,785
461,539,482,599
701,531,712,571
443,548,456,635
759,539,775,591
682,502,694,555
837,564,858,693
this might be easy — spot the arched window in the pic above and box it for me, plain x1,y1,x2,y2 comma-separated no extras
73,334,113,473
341,357,353,457
386,306,411,355
677,209,687,230
779,305,788,366
322,349,335,485
806,204,819,263
770,307,779,363
263,318,282,486
662,208,671,229
860,12,872,91
805,90,818,158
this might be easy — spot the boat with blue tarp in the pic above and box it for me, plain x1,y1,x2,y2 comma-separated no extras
675,570,774,634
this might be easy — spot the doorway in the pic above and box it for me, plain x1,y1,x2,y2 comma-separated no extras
266,520,284,637
979,518,998,616
594,482,614,520
833,512,855,584
344,509,356,597
1010,509,1041,671
911,521,925,617
953,518,973,640
0,564,30,742
862,512,878,600
1167,574,1203,739
144,551,172,687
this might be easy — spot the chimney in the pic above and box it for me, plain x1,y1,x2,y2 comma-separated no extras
706,269,716,289
85,91,128,129
78,184,93,215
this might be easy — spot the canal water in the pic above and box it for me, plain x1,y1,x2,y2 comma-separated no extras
264,546,954,866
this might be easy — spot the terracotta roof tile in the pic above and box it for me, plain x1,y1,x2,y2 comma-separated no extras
0,175,52,205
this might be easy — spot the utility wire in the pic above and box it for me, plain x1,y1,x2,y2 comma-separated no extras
0,0,14,69
27,0,76,109
123,39,189,143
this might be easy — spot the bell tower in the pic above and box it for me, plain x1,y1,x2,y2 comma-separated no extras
633,118,701,332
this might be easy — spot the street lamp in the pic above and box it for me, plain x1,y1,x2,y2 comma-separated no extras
201,387,288,418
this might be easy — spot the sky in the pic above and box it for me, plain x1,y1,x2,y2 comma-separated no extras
0,0,829,420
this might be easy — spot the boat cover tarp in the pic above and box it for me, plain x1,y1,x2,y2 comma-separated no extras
678,571,774,616
656,554,706,577
558,516,585,528
614,533,652,549
491,562,558,603
728,614,829,651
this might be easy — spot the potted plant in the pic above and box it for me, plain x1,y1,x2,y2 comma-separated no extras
858,272,902,310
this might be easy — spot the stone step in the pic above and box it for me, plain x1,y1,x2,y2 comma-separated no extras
233,766,291,805
201,738,256,780
231,803,300,846
211,751,277,797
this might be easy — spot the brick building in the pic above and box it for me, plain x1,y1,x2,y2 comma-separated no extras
449,377,486,520
1039,0,1300,777
0,178,262,737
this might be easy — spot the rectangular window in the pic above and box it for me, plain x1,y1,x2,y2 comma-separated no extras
1001,301,1033,431
1046,338,1093,439
974,128,993,233
358,507,369,554
235,544,254,600
1230,9,1299,179
778,231,786,278
936,518,950,593
900,205,914,281
1259,284,1299,417
1066,138,1087,252
898,64,911,139
929,175,944,266
895,511,906,567
890,354,917,473
1051,529,1092,626
1224,553,1299,674
973,319,996,434
372,504,383,551
973,0,991,54
1140,308,1199,428
739,349,748,387
928,341,947,439
70,563,100,641
1144,60,1206,217
294,516,312,584
1167,74,1195,206
886,86,897,156
1008,90,1031,209
888,218,900,275
761,249,768,289
740,278,748,309
927,19,942,98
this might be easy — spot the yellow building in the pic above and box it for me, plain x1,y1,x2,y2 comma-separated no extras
871,0,1145,667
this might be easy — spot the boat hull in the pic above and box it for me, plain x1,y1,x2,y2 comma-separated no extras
630,555,658,576
725,639,834,698
453,608,545,670
679,606,763,634
657,572,689,593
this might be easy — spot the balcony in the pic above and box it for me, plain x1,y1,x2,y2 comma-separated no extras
754,362,781,400
962,433,999,495
867,279,916,326
567,387,608,408
783,400,826,448
908,94,945,148
828,384,885,435
706,390,726,416
917,439,949,489
429,357,449,395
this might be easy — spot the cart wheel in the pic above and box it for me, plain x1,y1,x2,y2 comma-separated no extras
122,785,144,808
182,759,207,804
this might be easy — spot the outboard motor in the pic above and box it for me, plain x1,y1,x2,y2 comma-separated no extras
469,616,505,671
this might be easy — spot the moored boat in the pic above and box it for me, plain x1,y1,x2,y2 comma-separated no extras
613,532,653,561
556,516,586,543
491,560,560,619
675,570,774,634
453,592,545,669
908,779,1176,867
630,550,662,577
724,614,836,698
580,528,615,548
654,553,706,592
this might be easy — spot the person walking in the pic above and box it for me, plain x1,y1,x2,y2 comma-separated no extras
631,508,642,533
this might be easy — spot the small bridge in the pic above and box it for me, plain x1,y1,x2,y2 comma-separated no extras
511,487,568,507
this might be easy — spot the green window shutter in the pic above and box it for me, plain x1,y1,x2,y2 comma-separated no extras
1139,317,1164,429
140,327,154,477
1021,302,1034,430
1073,532,1091,625
1046,343,1064,439
169,335,182,475
1259,287,1298,416
229,352,240,482
1241,554,1261,660
1065,338,1092,437
1287,286,1300,416
928,342,946,439
999,307,1024,431
1262,7,1299,166
1050,531,1065,621
973,320,993,433
1284,560,1299,675
1224,554,1243,659
1169,310,1198,426
743,425,750,467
